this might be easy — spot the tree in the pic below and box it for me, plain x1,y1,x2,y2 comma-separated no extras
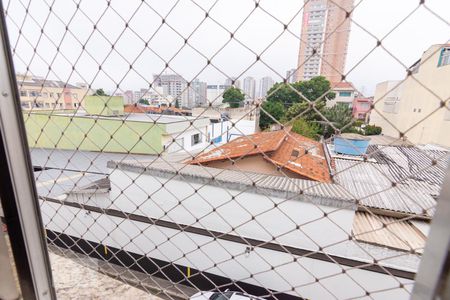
266,76,335,107
93,88,108,96
175,98,180,109
364,124,382,135
321,104,355,138
222,87,245,108
284,99,326,122
138,99,149,105
292,119,321,140
259,101,285,130
259,76,340,134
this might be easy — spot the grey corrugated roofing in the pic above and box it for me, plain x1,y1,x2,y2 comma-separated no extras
30,148,152,174
334,159,437,217
35,169,104,198
367,145,449,189
353,212,426,253
331,144,448,217
108,159,356,210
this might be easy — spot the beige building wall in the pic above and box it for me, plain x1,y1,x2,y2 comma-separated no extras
202,155,305,179
297,0,353,83
326,86,356,108
370,45,450,147
17,75,89,110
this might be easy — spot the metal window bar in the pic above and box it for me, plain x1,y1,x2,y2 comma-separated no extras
0,1,55,297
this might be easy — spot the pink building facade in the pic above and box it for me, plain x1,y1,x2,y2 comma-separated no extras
352,97,373,122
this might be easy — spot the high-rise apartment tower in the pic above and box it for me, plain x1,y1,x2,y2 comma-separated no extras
296,0,353,83
243,77,256,99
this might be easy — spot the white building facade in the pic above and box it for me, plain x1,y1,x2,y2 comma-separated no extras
259,76,274,98
243,77,256,100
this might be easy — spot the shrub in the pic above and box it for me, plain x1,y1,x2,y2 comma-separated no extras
364,124,382,135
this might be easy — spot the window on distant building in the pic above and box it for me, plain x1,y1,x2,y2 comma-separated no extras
339,91,352,97
438,47,450,67
191,133,201,146
20,90,27,97
360,103,370,109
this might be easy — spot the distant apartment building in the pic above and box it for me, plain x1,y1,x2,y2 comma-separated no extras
224,77,241,89
133,86,170,106
326,82,357,108
206,84,230,106
370,44,450,147
296,0,353,82
189,79,207,107
123,90,134,104
17,75,88,110
286,69,297,83
242,76,256,99
259,76,275,98
153,74,191,108
352,97,372,121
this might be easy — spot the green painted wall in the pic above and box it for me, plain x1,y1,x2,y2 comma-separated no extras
24,113,165,154
84,95,125,116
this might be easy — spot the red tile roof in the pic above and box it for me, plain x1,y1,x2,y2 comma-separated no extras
124,104,187,114
332,82,355,90
190,130,287,163
267,132,332,183
190,129,332,183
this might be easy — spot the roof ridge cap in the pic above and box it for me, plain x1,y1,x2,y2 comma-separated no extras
273,128,291,151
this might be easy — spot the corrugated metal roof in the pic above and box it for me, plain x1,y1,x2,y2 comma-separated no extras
367,145,448,189
353,212,426,253
30,148,151,174
110,160,356,209
332,145,449,217
334,159,437,216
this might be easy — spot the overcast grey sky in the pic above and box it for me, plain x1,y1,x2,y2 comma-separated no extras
5,0,450,96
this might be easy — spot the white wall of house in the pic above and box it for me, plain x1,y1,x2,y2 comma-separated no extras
162,127,209,153
326,88,356,108
109,170,354,255
208,119,257,145
40,197,414,300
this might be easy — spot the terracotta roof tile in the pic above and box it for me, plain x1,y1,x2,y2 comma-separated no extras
267,132,331,183
190,130,287,164
332,82,355,90
190,129,331,183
